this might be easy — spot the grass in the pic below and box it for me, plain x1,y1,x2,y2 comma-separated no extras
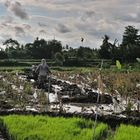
0,66,30,72
112,124,140,140
2,115,108,140
0,64,139,73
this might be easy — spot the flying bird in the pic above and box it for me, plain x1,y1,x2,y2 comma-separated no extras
81,37,84,42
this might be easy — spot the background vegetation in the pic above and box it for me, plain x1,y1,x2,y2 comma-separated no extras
0,25,140,66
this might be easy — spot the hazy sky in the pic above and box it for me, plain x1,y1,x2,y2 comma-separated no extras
0,0,140,48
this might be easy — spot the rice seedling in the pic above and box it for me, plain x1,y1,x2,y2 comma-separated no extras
112,124,140,140
2,115,108,140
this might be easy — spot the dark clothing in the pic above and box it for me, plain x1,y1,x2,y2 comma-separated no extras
36,63,51,89
36,63,51,76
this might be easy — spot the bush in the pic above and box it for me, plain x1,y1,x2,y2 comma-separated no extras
0,51,8,59
55,52,65,66
103,63,111,68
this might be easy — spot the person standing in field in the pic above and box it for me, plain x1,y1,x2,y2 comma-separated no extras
36,59,51,87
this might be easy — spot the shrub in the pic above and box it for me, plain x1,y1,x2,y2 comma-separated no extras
55,52,65,66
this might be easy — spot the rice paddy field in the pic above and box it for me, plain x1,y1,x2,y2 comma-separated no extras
1,115,108,140
0,65,140,140
112,124,140,140
0,115,139,140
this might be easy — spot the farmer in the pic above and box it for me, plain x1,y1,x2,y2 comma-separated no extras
36,59,51,87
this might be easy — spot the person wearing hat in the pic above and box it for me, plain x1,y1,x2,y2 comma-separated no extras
36,59,51,88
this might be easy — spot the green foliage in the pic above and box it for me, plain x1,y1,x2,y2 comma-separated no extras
99,35,112,59
125,102,133,113
76,46,96,59
24,82,33,95
98,26,140,63
122,26,139,46
133,63,140,70
102,62,111,69
3,38,26,59
0,66,30,72
1,115,140,140
113,124,140,140
26,38,62,59
1,25,140,65
116,60,122,70
3,38,20,48
121,26,140,62
2,115,108,140
3,38,62,59
0,50,8,59
55,52,65,66
0,60,31,67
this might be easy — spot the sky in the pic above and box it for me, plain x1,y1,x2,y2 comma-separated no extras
0,0,140,48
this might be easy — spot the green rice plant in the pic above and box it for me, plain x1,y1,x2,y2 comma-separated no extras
112,124,140,140
2,115,108,140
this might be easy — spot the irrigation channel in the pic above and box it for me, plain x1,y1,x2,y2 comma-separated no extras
0,72,140,139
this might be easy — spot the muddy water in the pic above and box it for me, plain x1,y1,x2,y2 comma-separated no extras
0,73,139,118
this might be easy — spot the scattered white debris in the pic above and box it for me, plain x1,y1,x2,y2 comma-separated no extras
8,108,22,111
33,89,38,99
12,85,16,90
52,85,62,93
69,75,75,79
0,91,6,95
61,95,70,99
18,75,27,81
0,75,3,79
77,85,85,94
26,106,38,112
65,80,73,85
92,89,99,93
66,105,81,113
104,92,109,95
118,114,126,118
20,85,24,90
30,79,35,82
49,93,58,103
86,76,91,81
94,79,97,82
2,78,6,82
16,72,18,76
136,83,140,88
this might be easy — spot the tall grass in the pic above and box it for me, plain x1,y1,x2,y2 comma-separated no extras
113,124,140,140
2,115,108,140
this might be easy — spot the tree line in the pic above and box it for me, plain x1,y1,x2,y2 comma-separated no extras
0,25,140,63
